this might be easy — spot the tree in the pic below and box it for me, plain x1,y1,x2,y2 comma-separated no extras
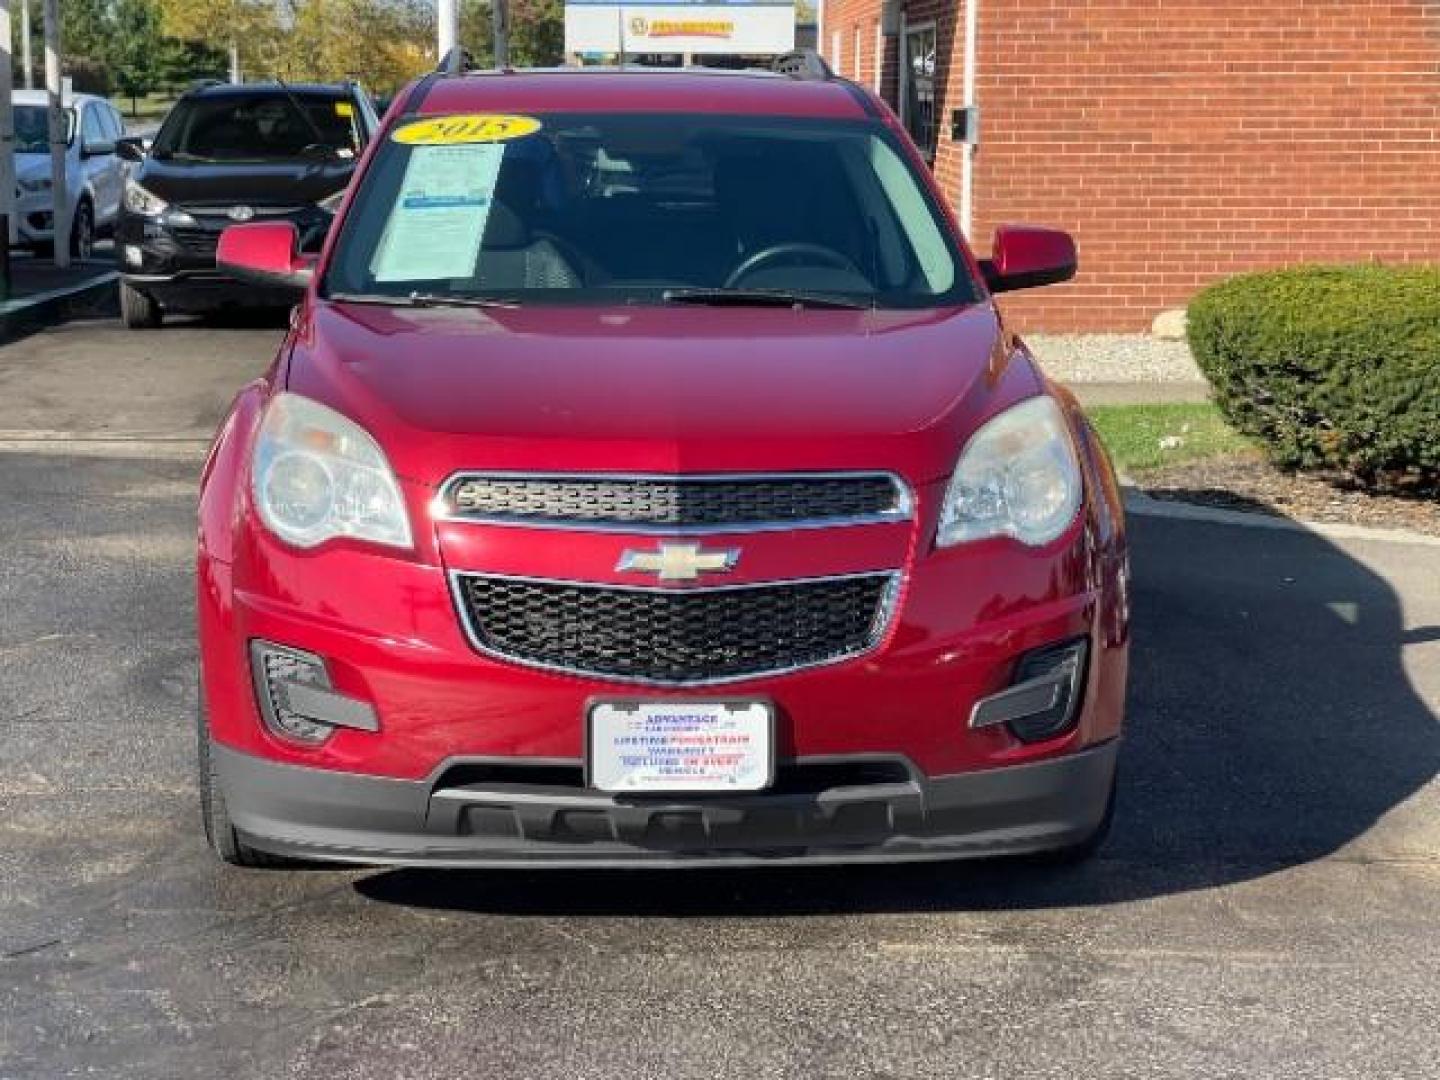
286,0,435,90
155,0,280,82
510,0,564,67
459,0,564,70
62,0,114,68
111,0,163,113
155,38,230,93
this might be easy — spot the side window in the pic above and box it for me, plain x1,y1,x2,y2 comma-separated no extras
105,106,125,140
357,92,380,141
81,104,106,148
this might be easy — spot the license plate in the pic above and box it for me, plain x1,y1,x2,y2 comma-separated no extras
587,700,773,794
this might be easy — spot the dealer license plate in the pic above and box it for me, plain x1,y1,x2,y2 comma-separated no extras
587,700,773,794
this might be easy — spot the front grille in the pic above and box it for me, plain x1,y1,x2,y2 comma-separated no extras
170,208,332,258
184,204,307,217
170,226,219,256
454,572,896,684
442,473,908,530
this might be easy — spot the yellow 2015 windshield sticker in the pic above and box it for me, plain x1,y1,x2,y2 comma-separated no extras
391,114,542,146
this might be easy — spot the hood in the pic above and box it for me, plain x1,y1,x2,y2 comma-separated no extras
135,156,353,207
286,301,1041,489
14,155,58,181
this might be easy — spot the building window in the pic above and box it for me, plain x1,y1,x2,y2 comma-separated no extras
902,22,938,162
831,29,841,71
853,25,862,81
873,21,883,94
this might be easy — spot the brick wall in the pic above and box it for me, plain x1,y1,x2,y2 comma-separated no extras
821,0,1440,332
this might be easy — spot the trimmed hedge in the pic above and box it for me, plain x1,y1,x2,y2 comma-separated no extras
1188,265,1440,492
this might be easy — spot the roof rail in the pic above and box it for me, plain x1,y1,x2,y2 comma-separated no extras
772,49,833,80
435,47,480,74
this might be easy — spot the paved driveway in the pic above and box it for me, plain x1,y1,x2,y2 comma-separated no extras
1,320,1437,1079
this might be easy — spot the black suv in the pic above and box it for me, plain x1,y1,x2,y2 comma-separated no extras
115,81,379,328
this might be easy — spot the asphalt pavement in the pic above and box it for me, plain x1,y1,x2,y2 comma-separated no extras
1,316,1438,1079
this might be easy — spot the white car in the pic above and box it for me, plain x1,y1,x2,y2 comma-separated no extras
11,89,128,259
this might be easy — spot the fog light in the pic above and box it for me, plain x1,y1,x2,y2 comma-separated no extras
123,244,143,268
249,641,380,745
970,636,1089,743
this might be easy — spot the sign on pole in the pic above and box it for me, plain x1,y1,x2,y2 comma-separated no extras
566,0,796,57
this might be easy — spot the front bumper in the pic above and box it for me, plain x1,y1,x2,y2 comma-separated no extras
215,738,1119,867
121,270,299,312
115,204,327,310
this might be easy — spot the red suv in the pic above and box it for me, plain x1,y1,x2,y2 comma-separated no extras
199,60,1129,868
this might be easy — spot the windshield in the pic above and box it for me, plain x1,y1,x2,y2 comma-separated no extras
151,92,360,163
323,112,978,309
14,106,75,153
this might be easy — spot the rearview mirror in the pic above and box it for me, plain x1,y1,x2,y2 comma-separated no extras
979,225,1078,294
216,222,315,291
82,140,116,159
114,136,146,163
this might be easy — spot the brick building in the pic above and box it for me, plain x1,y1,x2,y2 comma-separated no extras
818,0,1440,331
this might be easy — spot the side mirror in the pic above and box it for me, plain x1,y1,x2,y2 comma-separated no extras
216,222,316,291
82,140,116,159
115,137,146,163
979,225,1077,294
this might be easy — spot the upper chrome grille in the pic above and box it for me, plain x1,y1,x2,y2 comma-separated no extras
439,472,911,532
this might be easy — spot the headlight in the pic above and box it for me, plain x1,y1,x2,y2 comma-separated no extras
123,180,167,215
937,396,1083,548
19,176,51,193
251,393,412,550
316,187,347,213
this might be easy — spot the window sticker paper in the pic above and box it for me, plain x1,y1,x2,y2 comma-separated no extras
371,143,504,283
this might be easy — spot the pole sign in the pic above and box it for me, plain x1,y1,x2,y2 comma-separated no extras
565,0,795,56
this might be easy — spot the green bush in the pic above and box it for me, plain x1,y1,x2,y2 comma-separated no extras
1188,265,1440,492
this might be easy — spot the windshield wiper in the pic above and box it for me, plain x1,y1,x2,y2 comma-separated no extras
275,76,335,157
327,291,522,309
661,287,868,311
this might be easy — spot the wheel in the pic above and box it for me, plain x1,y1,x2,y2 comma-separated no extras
196,692,295,869
119,281,162,329
70,198,95,260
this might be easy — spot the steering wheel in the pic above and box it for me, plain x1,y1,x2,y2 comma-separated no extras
724,243,864,288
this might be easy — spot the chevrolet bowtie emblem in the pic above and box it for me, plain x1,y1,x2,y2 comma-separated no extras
617,542,740,582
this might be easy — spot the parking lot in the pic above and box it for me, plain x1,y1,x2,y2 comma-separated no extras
1,316,1438,1078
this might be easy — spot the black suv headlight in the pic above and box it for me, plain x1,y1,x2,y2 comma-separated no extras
123,180,167,216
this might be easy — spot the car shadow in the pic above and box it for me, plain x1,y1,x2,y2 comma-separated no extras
355,496,1439,915
159,308,292,331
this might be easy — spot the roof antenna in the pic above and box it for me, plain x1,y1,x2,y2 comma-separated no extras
617,5,627,66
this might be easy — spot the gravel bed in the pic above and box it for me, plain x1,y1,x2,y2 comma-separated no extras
1132,456,1440,536
1026,333,1205,384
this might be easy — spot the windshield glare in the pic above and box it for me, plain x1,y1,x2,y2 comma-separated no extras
151,93,359,163
323,112,977,309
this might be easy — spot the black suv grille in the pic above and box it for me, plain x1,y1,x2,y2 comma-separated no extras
443,474,906,529
170,208,332,260
169,226,220,257
455,573,896,684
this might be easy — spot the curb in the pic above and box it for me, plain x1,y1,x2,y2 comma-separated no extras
0,270,119,344
0,431,212,460
1123,489,1440,548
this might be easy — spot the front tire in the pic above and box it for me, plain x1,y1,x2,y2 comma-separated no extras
70,198,95,260
119,281,162,329
196,694,294,869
